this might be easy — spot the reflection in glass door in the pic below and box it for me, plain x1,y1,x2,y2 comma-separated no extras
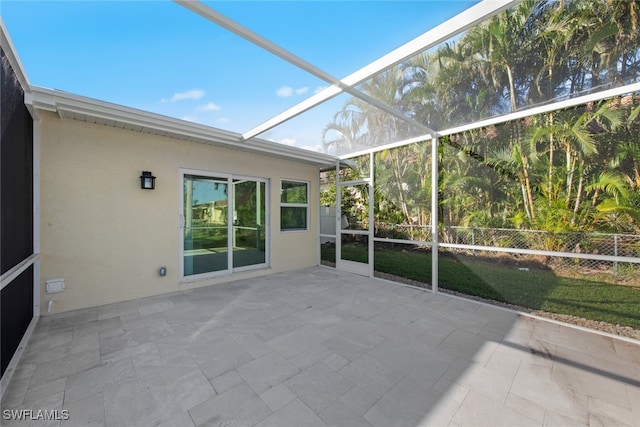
183,172,268,279
232,179,266,269
183,175,230,276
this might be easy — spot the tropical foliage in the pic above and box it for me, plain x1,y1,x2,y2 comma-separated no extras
322,0,640,237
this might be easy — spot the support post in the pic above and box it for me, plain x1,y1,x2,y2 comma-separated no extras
335,159,341,266
369,151,375,278
431,136,439,293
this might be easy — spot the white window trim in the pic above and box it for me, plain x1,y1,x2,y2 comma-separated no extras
280,179,309,232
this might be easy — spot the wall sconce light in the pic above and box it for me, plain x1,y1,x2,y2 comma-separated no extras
140,171,156,190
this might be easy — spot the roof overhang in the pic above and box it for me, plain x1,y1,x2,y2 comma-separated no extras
27,86,338,168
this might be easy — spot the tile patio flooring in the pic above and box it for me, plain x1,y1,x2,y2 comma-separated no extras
2,267,639,427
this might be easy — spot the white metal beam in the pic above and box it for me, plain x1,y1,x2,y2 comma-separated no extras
338,0,520,89
175,0,520,141
438,82,640,138
339,81,640,160
174,0,438,139
242,0,521,139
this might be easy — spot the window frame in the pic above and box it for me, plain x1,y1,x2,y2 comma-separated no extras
180,168,270,283
280,179,309,232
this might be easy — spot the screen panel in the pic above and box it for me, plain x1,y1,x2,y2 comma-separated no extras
1,47,34,275
1,266,33,377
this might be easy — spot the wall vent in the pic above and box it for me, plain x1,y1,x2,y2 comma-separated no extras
45,279,65,293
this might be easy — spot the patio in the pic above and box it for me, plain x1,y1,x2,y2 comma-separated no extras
2,267,639,427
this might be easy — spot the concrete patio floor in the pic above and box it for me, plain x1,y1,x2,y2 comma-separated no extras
2,266,639,427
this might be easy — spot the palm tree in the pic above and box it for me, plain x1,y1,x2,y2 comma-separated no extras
323,0,640,236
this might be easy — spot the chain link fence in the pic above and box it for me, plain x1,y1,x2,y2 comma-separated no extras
441,226,639,256
375,223,431,241
374,222,640,285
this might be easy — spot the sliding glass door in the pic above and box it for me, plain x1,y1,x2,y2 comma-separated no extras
232,179,266,269
182,171,268,279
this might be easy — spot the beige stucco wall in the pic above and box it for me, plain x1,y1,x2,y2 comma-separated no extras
39,111,321,314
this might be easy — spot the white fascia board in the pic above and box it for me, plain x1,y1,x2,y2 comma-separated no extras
29,86,337,166
242,139,336,166
241,0,520,141
30,86,241,143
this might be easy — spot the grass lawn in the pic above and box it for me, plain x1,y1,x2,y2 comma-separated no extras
322,244,640,330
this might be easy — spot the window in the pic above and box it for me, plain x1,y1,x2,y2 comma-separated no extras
281,180,308,231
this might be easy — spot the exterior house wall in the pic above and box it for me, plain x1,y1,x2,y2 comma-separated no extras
39,111,319,314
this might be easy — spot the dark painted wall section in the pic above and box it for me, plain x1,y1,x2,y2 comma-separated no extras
1,46,34,377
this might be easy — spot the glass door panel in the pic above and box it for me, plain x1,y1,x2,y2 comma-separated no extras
232,179,267,269
340,185,369,231
338,183,371,276
340,234,368,263
183,175,229,276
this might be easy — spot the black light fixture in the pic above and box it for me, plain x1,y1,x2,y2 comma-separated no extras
140,171,156,190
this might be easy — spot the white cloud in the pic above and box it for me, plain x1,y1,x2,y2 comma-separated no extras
276,86,310,97
276,86,294,97
196,102,221,112
314,85,328,94
161,89,205,103
217,117,230,123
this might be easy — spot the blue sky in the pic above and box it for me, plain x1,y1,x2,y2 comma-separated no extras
2,1,477,151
